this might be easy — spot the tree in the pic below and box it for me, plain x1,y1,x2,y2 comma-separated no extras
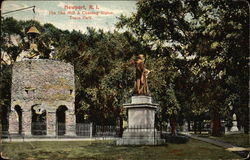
55,28,143,125
116,0,249,136
1,17,26,63
144,56,180,134
181,0,249,135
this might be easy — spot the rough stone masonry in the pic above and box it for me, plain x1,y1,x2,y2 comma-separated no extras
9,59,76,136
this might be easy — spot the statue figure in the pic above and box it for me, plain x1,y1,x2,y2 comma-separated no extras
134,54,150,95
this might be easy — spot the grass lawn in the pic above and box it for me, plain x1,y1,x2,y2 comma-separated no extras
0,139,242,160
210,133,249,148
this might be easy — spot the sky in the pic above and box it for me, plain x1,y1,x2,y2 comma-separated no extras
2,0,137,33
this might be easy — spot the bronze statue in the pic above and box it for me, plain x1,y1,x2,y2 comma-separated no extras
134,54,150,95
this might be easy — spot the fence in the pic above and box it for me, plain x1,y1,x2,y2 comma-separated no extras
93,125,120,137
188,121,211,133
124,126,158,139
116,125,164,145
31,122,47,135
0,123,122,139
76,123,91,137
1,124,9,138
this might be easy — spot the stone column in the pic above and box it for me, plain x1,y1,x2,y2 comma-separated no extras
182,121,188,132
230,114,239,132
22,109,32,136
65,110,76,136
9,110,19,135
47,111,56,136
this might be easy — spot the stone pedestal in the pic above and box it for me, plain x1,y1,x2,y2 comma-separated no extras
230,121,239,132
117,95,165,145
230,114,239,132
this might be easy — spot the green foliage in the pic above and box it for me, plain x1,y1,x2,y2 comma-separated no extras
53,28,143,124
116,0,248,135
1,17,25,63
146,56,180,124
0,64,12,107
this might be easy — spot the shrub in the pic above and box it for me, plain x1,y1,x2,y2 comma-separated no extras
161,133,189,144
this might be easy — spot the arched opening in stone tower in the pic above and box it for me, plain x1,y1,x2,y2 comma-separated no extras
14,105,22,134
56,105,68,135
1,106,9,135
31,105,47,135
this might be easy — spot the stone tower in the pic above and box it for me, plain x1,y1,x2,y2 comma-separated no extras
9,59,75,137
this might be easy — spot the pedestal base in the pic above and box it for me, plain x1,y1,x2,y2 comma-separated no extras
117,129,165,145
116,138,165,145
230,121,239,132
230,126,239,132
117,95,165,145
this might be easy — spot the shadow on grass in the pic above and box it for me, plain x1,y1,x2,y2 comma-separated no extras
162,134,189,144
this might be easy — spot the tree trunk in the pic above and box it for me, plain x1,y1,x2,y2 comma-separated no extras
194,120,197,134
159,120,162,135
243,112,249,134
188,120,190,131
212,109,221,136
198,120,202,134
170,116,177,135
0,106,2,144
119,116,123,137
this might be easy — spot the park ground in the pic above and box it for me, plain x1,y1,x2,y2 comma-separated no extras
210,133,249,148
0,133,249,160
